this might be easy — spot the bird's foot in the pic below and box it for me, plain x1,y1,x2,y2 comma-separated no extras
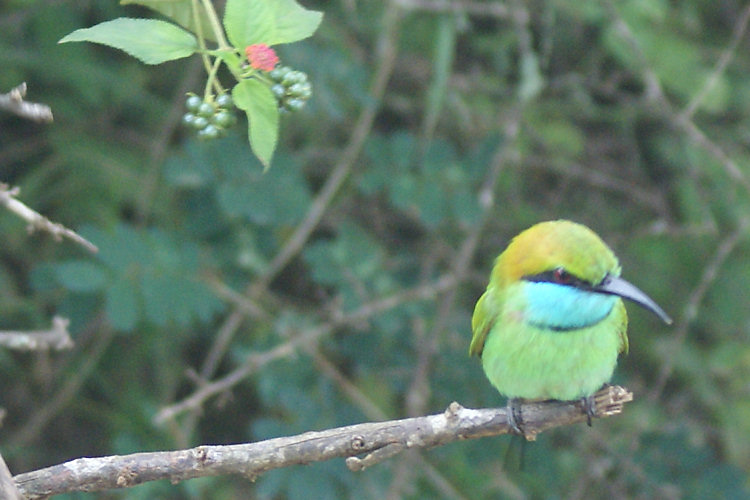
582,395,595,426
582,383,611,426
506,398,525,436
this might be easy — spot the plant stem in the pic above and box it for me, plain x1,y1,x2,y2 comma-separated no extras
200,0,231,49
204,57,223,100
191,0,214,82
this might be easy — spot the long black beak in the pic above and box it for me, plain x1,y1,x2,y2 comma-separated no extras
594,275,673,324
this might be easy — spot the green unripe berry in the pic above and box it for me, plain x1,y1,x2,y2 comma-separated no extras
269,66,291,82
271,84,286,99
216,93,234,109
282,70,306,86
212,111,236,128
284,98,306,112
185,95,202,112
288,82,312,99
182,113,197,127
204,123,221,136
197,102,214,118
198,124,221,140
192,116,209,130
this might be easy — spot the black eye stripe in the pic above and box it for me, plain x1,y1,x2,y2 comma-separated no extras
523,268,592,288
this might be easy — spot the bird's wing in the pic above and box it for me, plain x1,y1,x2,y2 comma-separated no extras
617,301,629,354
469,289,496,357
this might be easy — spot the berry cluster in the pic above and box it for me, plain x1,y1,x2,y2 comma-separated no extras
182,93,237,140
268,66,312,112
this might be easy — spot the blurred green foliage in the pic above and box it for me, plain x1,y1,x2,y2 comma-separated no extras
1,0,750,498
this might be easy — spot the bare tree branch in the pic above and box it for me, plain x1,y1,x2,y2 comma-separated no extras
0,316,73,351
0,184,98,253
14,386,632,499
0,83,53,123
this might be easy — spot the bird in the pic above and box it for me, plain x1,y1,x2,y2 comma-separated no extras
470,220,672,434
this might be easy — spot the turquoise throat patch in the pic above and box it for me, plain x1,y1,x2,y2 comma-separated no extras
522,281,616,331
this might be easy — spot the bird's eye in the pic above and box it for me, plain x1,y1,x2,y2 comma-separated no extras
553,268,571,284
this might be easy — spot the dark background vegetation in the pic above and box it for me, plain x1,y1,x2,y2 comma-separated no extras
2,0,750,498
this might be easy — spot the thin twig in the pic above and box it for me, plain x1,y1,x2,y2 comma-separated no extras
0,184,98,253
0,316,73,351
0,83,53,123
17,386,633,499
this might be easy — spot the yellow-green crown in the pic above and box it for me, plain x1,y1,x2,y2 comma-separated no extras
493,220,621,286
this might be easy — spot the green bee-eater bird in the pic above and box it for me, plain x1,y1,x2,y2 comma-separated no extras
470,220,672,433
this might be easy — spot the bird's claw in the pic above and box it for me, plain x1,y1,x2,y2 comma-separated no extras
506,398,525,436
582,394,597,426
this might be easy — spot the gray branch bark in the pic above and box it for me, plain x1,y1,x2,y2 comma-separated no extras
0,184,98,253
0,316,73,351
0,83,52,123
13,386,632,499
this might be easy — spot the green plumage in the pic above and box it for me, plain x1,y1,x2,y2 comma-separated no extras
471,220,669,403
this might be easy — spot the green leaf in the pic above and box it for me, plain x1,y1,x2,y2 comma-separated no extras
224,0,275,48
87,224,151,272
120,0,217,42
139,272,222,326
216,152,311,224
140,273,173,326
224,0,322,47
55,260,107,292
106,277,140,331
270,0,323,45
233,79,279,170
59,18,197,65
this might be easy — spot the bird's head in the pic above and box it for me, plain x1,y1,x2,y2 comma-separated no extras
492,220,672,329
494,220,618,287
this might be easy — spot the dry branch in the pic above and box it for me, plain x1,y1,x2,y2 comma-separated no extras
14,386,632,499
0,83,53,123
0,316,73,351
0,184,98,253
